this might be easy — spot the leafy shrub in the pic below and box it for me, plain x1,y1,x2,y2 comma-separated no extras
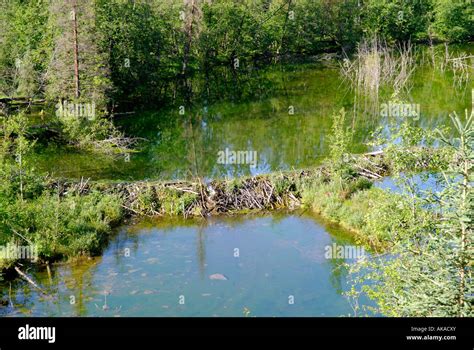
3,191,123,260
432,0,474,42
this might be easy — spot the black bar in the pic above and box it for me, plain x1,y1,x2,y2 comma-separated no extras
0,317,472,347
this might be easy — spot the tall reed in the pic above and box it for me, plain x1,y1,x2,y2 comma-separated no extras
341,37,416,99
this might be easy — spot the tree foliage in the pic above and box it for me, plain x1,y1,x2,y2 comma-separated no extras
349,112,473,317
1,0,471,107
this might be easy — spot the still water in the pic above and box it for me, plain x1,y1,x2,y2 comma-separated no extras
31,45,473,181
0,212,373,317
4,45,471,317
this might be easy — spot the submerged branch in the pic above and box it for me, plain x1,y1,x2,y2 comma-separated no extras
14,266,47,295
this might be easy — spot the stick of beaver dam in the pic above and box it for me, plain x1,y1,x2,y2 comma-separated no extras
364,150,384,156
46,262,53,285
9,282,14,309
14,266,47,295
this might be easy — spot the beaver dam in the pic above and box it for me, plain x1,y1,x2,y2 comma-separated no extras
1,147,449,317
49,151,391,219
1,38,470,316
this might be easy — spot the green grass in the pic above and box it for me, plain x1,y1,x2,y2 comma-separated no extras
300,176,432,250
0,190,123,267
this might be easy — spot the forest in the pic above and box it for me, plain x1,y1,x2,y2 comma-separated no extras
1,0,472,108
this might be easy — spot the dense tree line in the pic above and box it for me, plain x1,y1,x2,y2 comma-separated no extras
0,0,472,109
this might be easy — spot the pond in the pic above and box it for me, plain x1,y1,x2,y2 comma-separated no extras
31,45,473,181
0,212,374,317
3,44,471,318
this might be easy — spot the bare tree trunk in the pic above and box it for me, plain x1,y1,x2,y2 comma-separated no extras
181,0,201,103
72,0,80,98
182,0,197,76
277,0,293,60
458,157,469,316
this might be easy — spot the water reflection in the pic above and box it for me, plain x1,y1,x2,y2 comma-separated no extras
0,212,374,317
31,46,472,181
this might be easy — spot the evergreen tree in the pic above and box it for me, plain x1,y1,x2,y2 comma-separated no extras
349,112,473,316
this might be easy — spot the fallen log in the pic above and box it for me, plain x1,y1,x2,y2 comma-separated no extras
14,266,48,295
0,97,45,104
